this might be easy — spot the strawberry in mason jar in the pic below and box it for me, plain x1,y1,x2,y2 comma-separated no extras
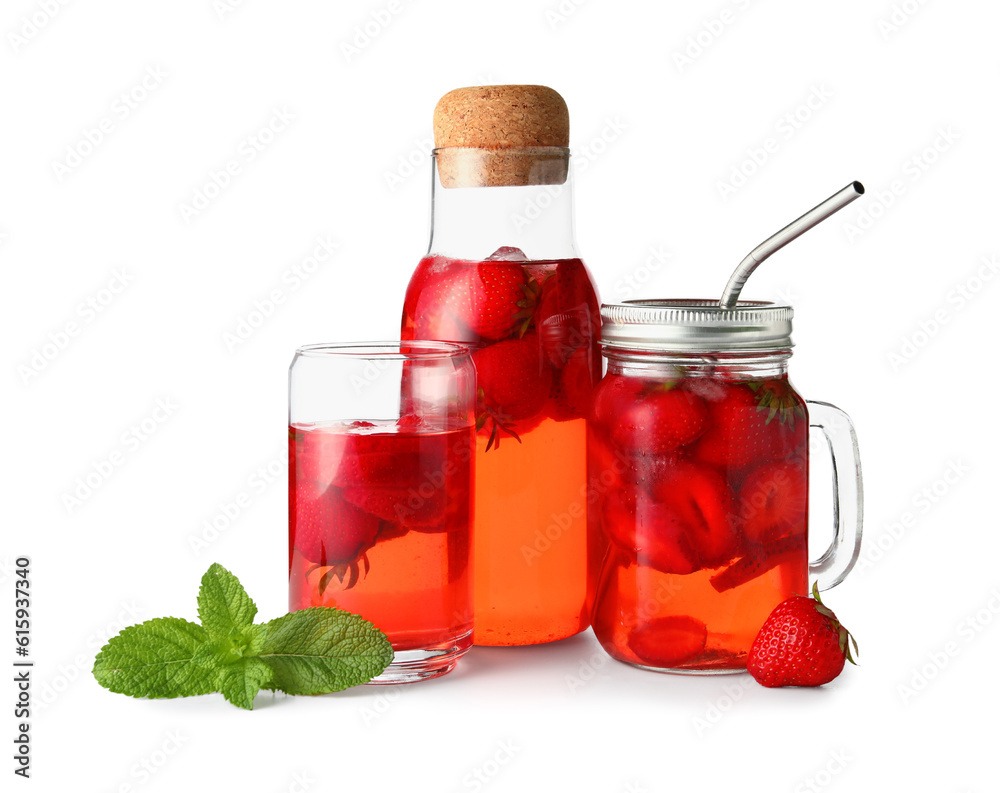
590,301,813,672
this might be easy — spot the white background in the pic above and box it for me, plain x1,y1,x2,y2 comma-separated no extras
3,1,998,790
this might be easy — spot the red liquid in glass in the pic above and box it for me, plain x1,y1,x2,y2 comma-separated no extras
590,372,809,671
288,419,474,651
401,253,603,645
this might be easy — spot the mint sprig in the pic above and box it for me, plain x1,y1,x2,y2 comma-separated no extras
92,563,393,710
197,563,258,638
91,617,218,699
257,608,395,696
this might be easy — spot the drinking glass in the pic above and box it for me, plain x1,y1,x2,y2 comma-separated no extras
288,341,476,683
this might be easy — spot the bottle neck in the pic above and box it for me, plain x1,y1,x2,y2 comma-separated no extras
605,349,793,380
427,149,578,261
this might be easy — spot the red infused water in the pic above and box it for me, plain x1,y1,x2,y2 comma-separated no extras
590,371,809,671
289,418,474,652
402,251,603,645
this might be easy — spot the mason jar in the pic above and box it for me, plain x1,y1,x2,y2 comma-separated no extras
589,300,863,673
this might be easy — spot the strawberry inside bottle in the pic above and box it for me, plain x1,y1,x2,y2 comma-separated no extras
401,86,603,645
591,301,810,672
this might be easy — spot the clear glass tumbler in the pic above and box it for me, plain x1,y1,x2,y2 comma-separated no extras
288,341,476,683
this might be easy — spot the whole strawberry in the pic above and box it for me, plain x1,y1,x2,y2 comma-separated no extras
473,332,552,421
419,260,537,340
747,583,858,687
594,376,708,455
694,379,805,469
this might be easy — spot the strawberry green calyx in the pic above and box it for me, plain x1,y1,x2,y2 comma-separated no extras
748,380,806,427
642,379,681,394
318,553,371,594
515,279,543,338
812,581,859,665
477,409,522,452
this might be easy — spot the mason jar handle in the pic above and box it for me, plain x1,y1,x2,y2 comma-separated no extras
806,401,864,591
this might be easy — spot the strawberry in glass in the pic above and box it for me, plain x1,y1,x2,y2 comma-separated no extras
289,416,474,654
288,341,476,682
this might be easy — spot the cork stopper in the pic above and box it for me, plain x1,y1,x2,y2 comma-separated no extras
433,85,570,188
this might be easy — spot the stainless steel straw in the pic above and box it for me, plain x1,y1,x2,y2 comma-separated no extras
719,181,865,308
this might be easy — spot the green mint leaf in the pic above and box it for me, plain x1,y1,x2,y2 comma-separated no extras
93,565,392,709
218,657,273,710
191,625,271,710
191,622,262,666
93,617,217,699
256,607,393,695
197,563,258,639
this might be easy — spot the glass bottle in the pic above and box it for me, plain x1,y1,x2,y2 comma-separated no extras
400,86,603,645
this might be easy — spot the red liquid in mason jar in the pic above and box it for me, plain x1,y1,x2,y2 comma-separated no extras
401,252,603,645
288,419,474,650
590,371,809,671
